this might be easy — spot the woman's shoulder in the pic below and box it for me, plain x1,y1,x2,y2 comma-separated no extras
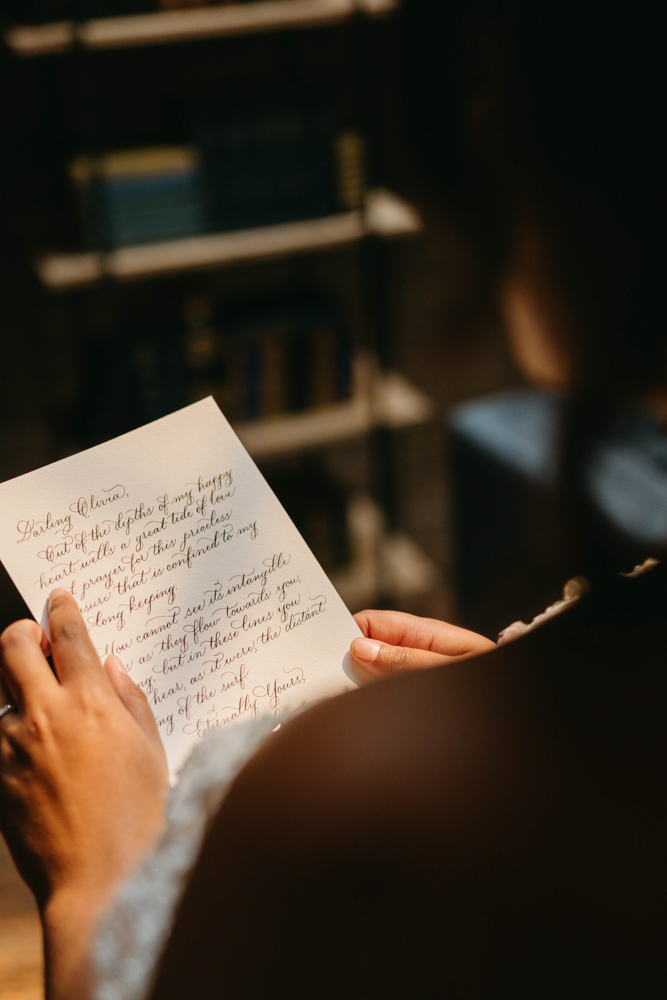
147,574,667,998
188,558,667,859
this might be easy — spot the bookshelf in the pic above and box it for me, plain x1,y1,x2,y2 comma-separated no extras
331,493,440,607
37,189,422,290
235,352,433,459
1,0,443,612
5,0,397,57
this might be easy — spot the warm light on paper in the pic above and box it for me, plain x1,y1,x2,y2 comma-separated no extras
0,398,361,779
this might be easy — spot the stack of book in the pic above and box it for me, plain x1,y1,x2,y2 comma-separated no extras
184,293,354,422
68,99,365,248
69,146,204,248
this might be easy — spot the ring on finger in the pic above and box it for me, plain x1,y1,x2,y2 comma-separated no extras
0,703,17,721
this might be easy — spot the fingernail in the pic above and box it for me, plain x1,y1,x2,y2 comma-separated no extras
48,589,70,609
351,637,382,662
108,655,126,674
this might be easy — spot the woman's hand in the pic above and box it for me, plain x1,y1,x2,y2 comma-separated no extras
0,589,168,999
351,610,495,678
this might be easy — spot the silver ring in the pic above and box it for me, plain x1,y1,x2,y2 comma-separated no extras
0,703,17,720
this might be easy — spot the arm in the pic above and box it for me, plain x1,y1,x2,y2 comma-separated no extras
0,590,168,1000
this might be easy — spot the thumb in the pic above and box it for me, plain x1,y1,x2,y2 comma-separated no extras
104,655,163,747
350,636,454,677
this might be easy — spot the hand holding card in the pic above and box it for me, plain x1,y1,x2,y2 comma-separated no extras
0,398,361,780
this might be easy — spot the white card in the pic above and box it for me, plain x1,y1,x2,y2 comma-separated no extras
0,398,361,779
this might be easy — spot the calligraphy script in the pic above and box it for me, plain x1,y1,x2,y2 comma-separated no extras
0,398,361,779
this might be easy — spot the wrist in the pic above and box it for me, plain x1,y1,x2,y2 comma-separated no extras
42,865,119,927
41,884,110,1000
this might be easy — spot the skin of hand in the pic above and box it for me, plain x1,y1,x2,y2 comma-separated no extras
351,610,496,677
0,589,169,1000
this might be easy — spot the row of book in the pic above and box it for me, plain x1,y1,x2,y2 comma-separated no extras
73,291,354,572
75,291,354,445
12,2,267,25
184,293,354,422
74,330,352,575
71,146,204,249
70,97,365,248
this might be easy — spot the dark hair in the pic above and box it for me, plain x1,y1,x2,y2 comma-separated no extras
401,0,667,578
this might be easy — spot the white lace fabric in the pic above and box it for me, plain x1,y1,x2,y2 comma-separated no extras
93,714,279,1000
496,557,658,647
496,576,589,646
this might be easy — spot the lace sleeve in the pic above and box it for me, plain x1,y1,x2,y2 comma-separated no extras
93,715,277,1000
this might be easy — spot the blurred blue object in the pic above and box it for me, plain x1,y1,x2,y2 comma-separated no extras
452,390,559,486
452,389,667,545
449,389,667,635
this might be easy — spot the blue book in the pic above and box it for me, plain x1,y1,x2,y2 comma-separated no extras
70,146,205,249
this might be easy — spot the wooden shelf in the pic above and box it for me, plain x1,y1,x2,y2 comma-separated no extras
234,352,434,459
36,188,422,290
233,355,438,607
331,494,441,609
5,0,397,56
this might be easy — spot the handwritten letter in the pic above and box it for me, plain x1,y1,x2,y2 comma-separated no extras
0,398,361,778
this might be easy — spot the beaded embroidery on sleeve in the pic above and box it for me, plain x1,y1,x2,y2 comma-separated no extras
496,558,658,647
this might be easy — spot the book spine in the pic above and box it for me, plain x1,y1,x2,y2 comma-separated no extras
334,318,353,401
286,324,313,413
261,331,287,418
243,336,262,421
187,296,351,422
72,157,204,249
334,130,366,211
310,324,336,408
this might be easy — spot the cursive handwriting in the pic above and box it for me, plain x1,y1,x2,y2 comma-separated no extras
70,484,127,519
19,512,73,544
253,667,306,712
15,457,337,750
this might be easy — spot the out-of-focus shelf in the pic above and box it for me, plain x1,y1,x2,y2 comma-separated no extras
36,188,422,290
331,493,441,609
234,352,435,459
5,0,397,56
